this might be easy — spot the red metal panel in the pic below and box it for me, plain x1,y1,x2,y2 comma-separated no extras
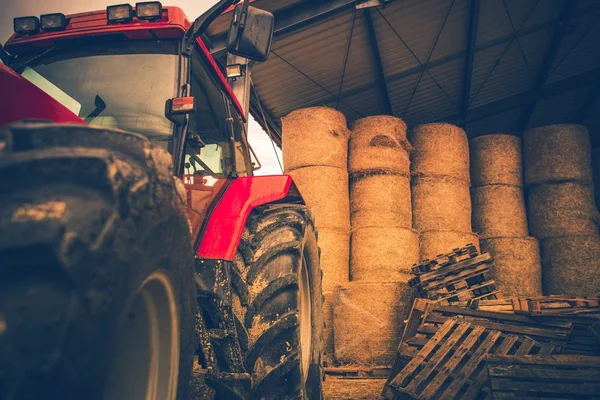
5,7,190,54
196,175,293,260
0,63,84,126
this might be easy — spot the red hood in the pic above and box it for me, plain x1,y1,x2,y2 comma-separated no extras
0,63,84,126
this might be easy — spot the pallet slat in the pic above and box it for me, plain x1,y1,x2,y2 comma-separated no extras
385,319,552,400
487,354,600,399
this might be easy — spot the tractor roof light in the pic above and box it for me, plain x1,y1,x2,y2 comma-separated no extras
136,2,163,21
226,64,244,79
107,4,134,24
40,13,68,32
14,16,40,35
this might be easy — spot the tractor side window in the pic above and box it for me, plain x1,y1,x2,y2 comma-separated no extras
187,50,233,177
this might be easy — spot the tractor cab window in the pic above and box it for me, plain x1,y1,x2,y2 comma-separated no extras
185,48,252,178
15,39,179,146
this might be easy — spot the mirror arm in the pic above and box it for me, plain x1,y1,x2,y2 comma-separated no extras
184,0,242,53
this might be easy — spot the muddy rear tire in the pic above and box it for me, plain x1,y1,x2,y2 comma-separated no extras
0,123,195,400
231,204,324,400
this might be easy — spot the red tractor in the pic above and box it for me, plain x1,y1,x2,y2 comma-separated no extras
0,2,324,399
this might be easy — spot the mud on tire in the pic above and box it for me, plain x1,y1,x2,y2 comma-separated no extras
232,204,324,400
0,123,195,400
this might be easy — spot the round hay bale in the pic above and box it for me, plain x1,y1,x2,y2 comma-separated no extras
540,235,600,295
349,116,411,176
410,123,470,183
323,376,386,400
470,134,523,186
288,166,350,231
523,124,592,186
351,174,412,229
593,148,600,207
412,176,472,232
319,228,350,293
333,281,413,365
420,230,480,261
527,182,600,239
350,227,419,281
472,185,528,238
282,107,350,170
481,237,542,297
323,292,335,365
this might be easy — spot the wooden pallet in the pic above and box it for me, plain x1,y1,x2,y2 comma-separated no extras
487,354,600,399
410,243,479,275
409,251,499,304
324,366,391,379
388,299,573,378
512,295,600,316
454,298,600,356
384,318,555,400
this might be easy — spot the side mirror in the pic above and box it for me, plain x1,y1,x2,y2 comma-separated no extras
226,4,274,62
165,96,195,125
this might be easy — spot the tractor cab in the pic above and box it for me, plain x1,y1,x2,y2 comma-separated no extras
2,2,274,180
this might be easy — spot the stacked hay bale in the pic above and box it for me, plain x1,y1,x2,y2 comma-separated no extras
593,148,600,209
282,107,351,364
470,134,542,296
334,116,418,366
523,124,600,295
410,123,479,260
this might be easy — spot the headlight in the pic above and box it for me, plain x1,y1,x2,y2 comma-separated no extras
107,4,134,24
136,2,162,21
40,13,67,31
14,16,40,35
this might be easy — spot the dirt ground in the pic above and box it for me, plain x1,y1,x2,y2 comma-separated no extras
190,362,387,399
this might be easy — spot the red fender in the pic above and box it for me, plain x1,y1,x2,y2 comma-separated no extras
196,175,300,260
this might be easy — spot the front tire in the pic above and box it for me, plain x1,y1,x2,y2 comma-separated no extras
232,204,324,400
0,123,195,400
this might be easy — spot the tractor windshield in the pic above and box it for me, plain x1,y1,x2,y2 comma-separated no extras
15,39,179,144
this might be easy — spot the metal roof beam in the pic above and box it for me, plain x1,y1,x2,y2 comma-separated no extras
461,0,480,124
442,67,600,126
210,0,357,58
364,8,393,115
517,0,579,132
300,12,588,111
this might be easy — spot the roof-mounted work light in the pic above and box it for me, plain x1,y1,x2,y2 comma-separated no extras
107,4,134,24
14,16,40,35
136,2,162,21
41,13,68,31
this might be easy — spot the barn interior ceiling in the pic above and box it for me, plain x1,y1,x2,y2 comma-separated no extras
206,0,600,146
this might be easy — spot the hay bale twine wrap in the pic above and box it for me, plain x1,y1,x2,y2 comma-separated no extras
472,185,528,238
470,134,523,186
481,237,542,297
318,228,350,293
527,182,600,239
322,291,335,365
540,235,600,295
420,230,480,261
349,116,411,176
410,123,470,183
351,174,412,229
333,281,413,365
350,227,419,282
287,166,350,231
411,176,472,232
523,124,593,186
282,107,350,170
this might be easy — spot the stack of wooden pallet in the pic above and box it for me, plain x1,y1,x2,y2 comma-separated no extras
408,244,499,304
385,271,600,399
